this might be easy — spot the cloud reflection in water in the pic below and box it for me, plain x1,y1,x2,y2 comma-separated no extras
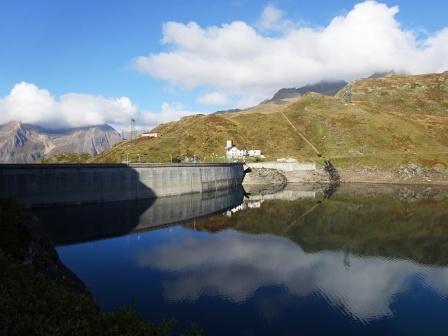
137,230,448,322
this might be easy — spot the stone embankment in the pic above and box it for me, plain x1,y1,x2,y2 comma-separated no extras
242,168,287,185
244,162,329,185
338,164,448,185
243,161,448,186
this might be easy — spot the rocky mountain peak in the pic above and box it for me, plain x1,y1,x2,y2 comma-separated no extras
0,122,123,163
264,80,348,104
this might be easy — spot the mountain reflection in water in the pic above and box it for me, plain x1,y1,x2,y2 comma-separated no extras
35,183,448,336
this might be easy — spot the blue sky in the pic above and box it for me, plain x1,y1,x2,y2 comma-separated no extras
0,0,447,129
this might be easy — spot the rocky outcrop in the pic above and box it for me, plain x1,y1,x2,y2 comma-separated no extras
243,168,287,186
264,80,348,104
49,124,122,157
0,121,122,163
0,121,54,163
324,160,340,184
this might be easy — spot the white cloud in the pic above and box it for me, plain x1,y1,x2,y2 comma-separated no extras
256,4,292,32
0,82,137,129
197,91,229,105
140,102,200,127
0,82,199,130
134,1,448,107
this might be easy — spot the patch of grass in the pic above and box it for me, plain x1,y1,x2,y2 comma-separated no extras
41,152,93,164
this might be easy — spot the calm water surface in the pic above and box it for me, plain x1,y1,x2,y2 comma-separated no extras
35,184,448,336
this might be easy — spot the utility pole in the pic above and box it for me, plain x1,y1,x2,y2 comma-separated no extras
130,118,136,141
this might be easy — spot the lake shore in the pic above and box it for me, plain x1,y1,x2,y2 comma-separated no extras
243,164,448,186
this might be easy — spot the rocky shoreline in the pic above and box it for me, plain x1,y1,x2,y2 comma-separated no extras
338,164,448,185
243,164,448,186
242,168,288,185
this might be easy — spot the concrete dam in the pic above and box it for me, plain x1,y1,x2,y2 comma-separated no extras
35,187,245,245
0,163,245,207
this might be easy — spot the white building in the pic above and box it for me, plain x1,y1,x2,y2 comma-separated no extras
248,149,261,157
141,132,160,138
226,146,247,159
226,140,261,159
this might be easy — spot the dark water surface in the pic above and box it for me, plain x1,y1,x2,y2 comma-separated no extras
34,184,448,336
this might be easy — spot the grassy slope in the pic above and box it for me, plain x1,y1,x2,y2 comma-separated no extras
41,152,94,163
95,72,448,168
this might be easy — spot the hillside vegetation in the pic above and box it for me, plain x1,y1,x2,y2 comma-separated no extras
41,152,93,164
95,72,448,168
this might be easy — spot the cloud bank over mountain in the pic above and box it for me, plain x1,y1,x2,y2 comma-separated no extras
135,1,448,107
0,82,196,129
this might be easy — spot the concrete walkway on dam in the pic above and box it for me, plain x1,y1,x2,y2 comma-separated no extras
0,163,245,207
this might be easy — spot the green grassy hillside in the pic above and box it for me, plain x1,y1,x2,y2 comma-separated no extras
95,72,448,168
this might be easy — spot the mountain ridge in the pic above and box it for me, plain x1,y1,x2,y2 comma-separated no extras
95,71,448,168
0,121,122,163
263,80,349,104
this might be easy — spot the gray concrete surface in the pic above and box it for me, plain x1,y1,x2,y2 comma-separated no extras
0,163,244,207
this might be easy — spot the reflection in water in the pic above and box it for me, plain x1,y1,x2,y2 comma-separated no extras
36,186,245,245
35,183,448,335
137,230,448,321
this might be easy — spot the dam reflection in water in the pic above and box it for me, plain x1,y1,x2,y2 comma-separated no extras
35,184,448,336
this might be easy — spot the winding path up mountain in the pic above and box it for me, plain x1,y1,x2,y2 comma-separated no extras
279,110,321,156
279,109,342,186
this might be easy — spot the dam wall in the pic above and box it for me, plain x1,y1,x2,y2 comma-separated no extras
0,163,245,207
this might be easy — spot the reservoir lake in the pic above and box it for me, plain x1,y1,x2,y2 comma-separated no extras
34,183,448,336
